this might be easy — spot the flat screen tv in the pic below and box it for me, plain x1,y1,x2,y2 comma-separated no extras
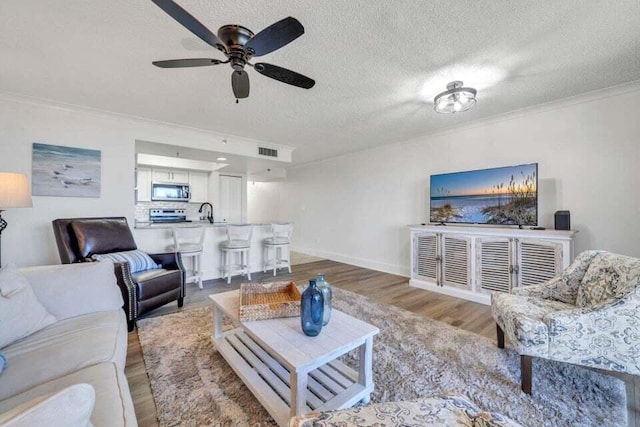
430,163,538,226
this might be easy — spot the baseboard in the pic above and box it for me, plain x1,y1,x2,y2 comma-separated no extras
292,246,411,278
409,279,491,305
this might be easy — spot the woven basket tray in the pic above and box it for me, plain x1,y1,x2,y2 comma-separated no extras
239,281,301,322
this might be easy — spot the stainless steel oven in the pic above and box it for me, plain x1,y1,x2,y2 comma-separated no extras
151,182,190,202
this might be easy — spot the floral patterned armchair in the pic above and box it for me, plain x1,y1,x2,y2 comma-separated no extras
492,250,640,394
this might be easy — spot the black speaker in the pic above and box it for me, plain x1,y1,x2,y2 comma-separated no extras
554,210,571,230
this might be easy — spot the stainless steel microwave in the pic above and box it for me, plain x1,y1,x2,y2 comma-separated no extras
151,182,190,202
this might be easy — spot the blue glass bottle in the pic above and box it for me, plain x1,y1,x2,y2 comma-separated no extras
317,273,332,326
300,279,324,337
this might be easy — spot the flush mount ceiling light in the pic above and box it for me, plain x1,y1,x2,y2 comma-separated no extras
217,157,227,161
433,81,477,114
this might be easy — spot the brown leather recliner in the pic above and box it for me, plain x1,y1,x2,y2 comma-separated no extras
52,217,184,331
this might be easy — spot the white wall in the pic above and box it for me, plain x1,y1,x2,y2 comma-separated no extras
271,84,640,276
0,93,256,267
247,182,282,224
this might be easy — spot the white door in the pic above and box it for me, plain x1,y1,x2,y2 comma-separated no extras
152,168,172,182
219,175,243,223
413,232,439,284
189,171,209,204
516,238,563,287
476,237,513,294
136,167,151,202
171,170,189,183
152,168,189,183
441,235,471,289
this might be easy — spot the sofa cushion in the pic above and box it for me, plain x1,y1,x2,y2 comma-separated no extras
92,250,159,274
0,384,94,427
0,264,56,349
0,310,126,400
0,363,136,427
21,260,124,321
70,218,137,259
491,292,574,357
576,252,640,307
290,394,522,427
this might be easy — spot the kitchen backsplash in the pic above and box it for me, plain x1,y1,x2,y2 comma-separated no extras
135,201,204,223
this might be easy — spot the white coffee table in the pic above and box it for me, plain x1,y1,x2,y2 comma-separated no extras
209,291,379,427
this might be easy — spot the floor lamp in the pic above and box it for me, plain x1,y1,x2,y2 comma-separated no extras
0,173,33,269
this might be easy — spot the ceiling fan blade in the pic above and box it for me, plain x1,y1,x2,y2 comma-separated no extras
151,0,227,53
232,70,250,98
245,17,304,57
254,63,315,89
153,58,222,68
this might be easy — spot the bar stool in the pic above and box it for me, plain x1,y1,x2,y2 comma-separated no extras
263,223,292,276
220,225,253,284
169,226,205,289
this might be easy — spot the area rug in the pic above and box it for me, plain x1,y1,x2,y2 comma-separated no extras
137,288,626,426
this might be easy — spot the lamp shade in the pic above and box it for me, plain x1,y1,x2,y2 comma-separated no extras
0,173,33,209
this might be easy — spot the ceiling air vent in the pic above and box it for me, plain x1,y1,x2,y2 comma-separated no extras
258,147,278,158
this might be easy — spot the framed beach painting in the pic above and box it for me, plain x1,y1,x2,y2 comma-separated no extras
32,143,101,197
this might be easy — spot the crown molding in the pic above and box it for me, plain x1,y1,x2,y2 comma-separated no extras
0,90,297,152
291,79,640,169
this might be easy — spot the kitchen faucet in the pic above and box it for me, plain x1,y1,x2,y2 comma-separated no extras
198,202,214,224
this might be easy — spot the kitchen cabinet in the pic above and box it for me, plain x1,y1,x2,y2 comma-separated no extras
410,225,576,304
136,167,152,202
152,168,189,183
189,171,209,204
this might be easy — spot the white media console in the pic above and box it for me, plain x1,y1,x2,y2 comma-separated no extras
409,225,577,305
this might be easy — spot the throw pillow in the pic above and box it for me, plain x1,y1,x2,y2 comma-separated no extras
0,383,95,427
21,260,124,321
0,264,56,349
92,249,160,273
576,252,640,307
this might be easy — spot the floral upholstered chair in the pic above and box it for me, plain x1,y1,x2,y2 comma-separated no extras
492,250,640,394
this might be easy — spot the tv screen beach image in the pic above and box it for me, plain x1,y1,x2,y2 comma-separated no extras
32,143,101,198
430,163,537,225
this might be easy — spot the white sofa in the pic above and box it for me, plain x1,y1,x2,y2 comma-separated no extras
0,260,137,426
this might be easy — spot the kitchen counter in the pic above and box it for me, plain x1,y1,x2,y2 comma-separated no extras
134,221,290,229
132,221,293,282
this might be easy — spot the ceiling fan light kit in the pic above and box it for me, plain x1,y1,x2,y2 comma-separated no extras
151,0,315,101
434,81,477,114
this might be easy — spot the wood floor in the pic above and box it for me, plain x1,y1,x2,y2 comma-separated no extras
125,259,637,427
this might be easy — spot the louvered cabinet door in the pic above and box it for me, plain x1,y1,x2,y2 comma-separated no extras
441,235,471,288
413,233,438,283
476,238,513,294
516,239,563,287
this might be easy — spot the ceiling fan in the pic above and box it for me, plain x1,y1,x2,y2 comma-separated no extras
150,0,315,101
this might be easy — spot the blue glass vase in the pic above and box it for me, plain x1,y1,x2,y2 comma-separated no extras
300,279,324,337
316,273,332,326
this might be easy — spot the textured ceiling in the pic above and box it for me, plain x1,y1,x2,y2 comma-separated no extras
1,1,640,164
